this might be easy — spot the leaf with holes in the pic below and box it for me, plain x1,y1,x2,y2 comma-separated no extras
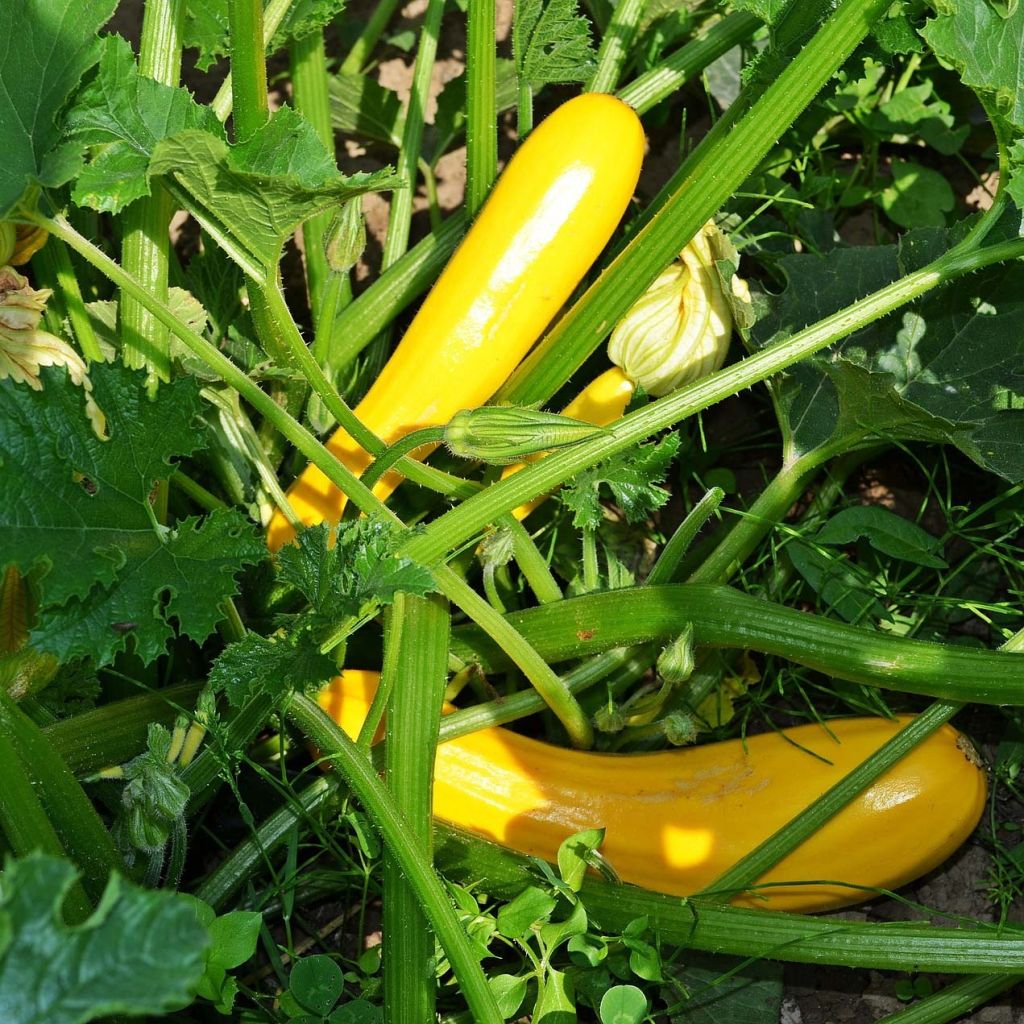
0,363,265,665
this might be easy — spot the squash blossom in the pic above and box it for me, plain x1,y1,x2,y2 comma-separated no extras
0,222,48,266
608,220,750,397
0,266,106,437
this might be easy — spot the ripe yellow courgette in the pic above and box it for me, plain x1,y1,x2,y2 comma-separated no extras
319,670,986,912
268,93,645,551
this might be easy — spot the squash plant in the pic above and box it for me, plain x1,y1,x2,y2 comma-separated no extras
2,0,1024,1021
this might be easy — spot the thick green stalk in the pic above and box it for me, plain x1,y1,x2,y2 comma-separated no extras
499,0,893,407
0,730,92,921
44,683,202,777
875,976,1021,1024
120,0,183,385
290,30,336,316
228,0,269,140
587,0,646,93
0,691,124,901
435,829,1024,974
361,0,446,379
400,235,1024,566
617,13,761,114
465,0,497,217
648,487,725,584
212,0,292,122
448,584,1024,704
285,694,502,1024
383,595,449,1024
340,0,405,74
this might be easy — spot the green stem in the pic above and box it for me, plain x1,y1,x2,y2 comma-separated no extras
43,683,202,777
290,30,336,317
285,694,503,1024
383,594,449,1024
172,469,227,511
465,0,497,217
875,975,1021,1024
120,0,183,386
617,13,761,114
227,0,269,140
582,527,600,591
31,237,103,362
0,692,124,900
340,0,405,74
400,235,1024,567
359,426,446,493
0,730,92,921
516,81,533,138
212,0,292,122
500,0,893,407
688,447,836,584
504,516,563,603
648,487,725,584
435,829,1024,974
587,0,646,93
448,583,1024,704
435,567,594,748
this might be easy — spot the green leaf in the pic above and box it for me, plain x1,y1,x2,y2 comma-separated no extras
271,0,348,49
496,885,556,939
815,506,947,568
876,160,955,229
786,541,889,624
65,35,225,214
277,521,435,626
922,1,1024,130
539,900,588,953
600,985,648,1024
534,966,576,1024
329,72,403,147
489,974,529,1018
725,0,790,24
752,228,1024,480
0,364,265,665
0,0,116,215
183,899,261,1013
667,953,782,1024
513,0,597,86
291,955,344,1016
0,853,208,1024
866,82,968,155
149,109,401,281
561,434,681,529
556,827,605,892
209,630,338,707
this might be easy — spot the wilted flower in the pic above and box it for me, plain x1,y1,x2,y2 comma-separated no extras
0,266,106,437
0,222,48,265
608,221,750,397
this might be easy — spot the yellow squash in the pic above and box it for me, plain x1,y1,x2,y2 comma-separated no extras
319,670,986,913
268,94,646,551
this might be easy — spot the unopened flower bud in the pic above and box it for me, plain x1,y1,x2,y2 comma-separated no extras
663,712,698,747
657,623,695,684
445,406,609,464
324,199,366,275
608,221,749,397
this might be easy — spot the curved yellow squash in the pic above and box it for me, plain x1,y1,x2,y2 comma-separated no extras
319,670,986,913
268,94,646,551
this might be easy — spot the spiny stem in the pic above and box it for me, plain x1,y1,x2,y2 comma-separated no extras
465,0,498,216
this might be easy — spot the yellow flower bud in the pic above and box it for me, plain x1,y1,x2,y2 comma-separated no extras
607,221,748,397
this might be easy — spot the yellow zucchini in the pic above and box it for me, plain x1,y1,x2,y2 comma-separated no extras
319,670,986,913
268,94,645,551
